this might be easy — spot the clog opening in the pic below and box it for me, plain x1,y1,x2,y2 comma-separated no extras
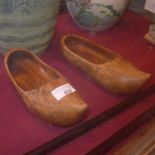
65,36,117,64
7,50,59,91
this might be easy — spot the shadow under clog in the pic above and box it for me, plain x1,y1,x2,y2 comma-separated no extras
60,34,151,95
4,48,88,127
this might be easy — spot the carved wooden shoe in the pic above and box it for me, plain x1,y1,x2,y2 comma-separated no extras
60,34,151,95
4,48,88,127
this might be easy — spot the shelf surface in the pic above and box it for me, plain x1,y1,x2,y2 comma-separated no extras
0,11,155,155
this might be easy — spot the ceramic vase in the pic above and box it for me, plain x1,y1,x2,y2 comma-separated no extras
0,0,60,55
66,0,130,31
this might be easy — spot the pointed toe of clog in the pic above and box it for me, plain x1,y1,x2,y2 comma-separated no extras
24,82,88,127
97,58,151,94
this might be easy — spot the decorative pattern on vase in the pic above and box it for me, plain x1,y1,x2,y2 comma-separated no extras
0,0,60,55
66,0,129,31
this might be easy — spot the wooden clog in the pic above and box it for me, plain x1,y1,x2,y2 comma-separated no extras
60,34,151,95
4,48,88,127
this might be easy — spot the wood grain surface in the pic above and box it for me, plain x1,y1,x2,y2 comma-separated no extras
114,115,155,155
61,34,151,95
4,48,88,127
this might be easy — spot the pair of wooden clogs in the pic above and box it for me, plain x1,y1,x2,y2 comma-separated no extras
4,34,151,127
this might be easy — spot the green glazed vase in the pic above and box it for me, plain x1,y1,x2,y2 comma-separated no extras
0,0,60,55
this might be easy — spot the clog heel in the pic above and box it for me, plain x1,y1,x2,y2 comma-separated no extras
4,48,88,127
61,34,151,95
